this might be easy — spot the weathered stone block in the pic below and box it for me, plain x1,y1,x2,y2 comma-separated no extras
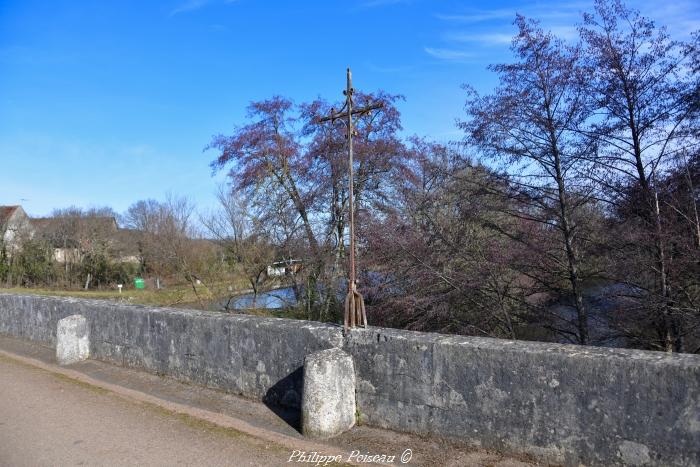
56,314,89,365
302,348,356,438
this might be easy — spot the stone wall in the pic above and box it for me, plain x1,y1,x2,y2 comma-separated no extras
0,294,343,408
0,293,698,466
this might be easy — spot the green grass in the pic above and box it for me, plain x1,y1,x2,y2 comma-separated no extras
0,282,310,321
0,267,318,323
0,283,223,308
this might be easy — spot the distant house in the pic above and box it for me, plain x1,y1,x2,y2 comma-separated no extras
0,204,161,266
31,215,139,264
0,205,34,253
32,216,113,264
111,228,143,264
267,259,303,277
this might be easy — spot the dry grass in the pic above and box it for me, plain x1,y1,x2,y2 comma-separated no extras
0,283,228,308
0,279,305,321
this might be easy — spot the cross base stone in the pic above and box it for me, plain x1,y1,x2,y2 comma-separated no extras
302,347,356,439
56,314,90,365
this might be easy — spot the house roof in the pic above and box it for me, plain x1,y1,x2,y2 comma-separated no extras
0,205,20,229
111,228,143,256
31,216,118,235
31,216,119,248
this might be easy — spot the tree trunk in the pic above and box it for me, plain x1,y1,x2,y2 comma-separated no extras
681,154,700,248
555,164,589,345
546,97,589,345
624,85,674,352
654,191,675,352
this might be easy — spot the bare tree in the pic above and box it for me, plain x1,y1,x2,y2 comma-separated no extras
207,93,413,320
42,206,119,288
122,195,207,303
201,186,276,308
461,16,595,344
580,0,698,351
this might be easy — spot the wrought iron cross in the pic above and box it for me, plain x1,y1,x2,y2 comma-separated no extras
318,68,382,330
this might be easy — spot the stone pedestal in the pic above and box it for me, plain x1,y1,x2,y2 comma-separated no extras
302,348,356,438
56,314,90,365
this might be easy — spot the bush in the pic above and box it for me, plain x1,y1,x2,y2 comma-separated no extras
9,239,55,287
79,250,138,289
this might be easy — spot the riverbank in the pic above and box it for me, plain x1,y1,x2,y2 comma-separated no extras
0,284,303,320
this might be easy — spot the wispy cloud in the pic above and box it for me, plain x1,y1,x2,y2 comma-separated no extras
423,47,475,62
548,25,578,40
435,1,699,38
444,32,513,46
428,1,591,60
638,0,700,38
435,9,514,24
169,0,238,16
426,0,699,63
444,26,577,46
425,2,589,61
435,2,589,25
170,0,211,16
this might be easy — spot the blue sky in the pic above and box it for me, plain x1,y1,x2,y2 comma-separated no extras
1,0,698,217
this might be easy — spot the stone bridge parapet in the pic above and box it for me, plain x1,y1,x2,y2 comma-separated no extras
0,293,697,466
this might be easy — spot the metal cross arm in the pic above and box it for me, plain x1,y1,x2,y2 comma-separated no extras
317,103,384,124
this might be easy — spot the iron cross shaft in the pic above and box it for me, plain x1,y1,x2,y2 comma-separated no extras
317,68,382,330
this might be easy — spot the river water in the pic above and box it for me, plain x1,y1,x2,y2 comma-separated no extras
225,286,298,310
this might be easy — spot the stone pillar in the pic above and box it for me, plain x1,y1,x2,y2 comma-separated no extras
302,348,356,438
56,314,90,365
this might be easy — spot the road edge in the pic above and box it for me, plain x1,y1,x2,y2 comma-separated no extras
0,348,367,466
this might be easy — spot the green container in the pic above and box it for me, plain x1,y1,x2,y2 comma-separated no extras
134,277,145,289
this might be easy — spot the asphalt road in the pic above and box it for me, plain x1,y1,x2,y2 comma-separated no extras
0,356,291,467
